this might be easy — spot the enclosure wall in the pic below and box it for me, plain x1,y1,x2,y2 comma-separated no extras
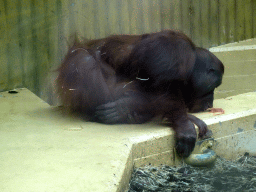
0,0,255,100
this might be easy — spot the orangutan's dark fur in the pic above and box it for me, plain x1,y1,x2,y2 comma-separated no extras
57,30,224,157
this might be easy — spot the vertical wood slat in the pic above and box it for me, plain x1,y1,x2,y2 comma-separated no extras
92,0,108,38
56,0,64,65
83,1,95,40
135,0,145,34
30,0,39,94
201,0,210,48
119,0,130,34
148,0,161,33
218,0,228,45
190,0,201,46
160,0,171,30
227,0,236,43
180,0,191,38
41,0,59,104
209,0,219,47
115,0,124,34
20,0,34,91
244,0,253,39
128,0,139,34
35,0,50,96
99,0,110,36
0,0,8,91
72,0,86,38
141,0,151,33
253,0,256,37
45,0,58,68
235,0,245,42
5,0,23,89
68,0,75,36
95,0,108,38
170,0,181,30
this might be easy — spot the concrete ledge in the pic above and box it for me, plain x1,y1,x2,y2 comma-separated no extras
209,38,256,51
210,39,256,99
1,89,256,192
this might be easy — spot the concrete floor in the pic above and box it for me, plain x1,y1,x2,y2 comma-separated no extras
0,88,178,192
1,39,256,192
0,88,159,192
1,88,256,192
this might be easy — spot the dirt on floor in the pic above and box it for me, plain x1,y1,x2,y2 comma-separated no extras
128,153,256,192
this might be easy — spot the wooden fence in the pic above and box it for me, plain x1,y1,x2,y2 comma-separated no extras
0,0,255,100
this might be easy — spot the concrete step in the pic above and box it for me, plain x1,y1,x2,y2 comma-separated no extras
210,38,256,99
1,88,256,192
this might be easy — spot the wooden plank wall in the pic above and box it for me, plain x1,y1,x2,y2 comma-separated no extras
0,0,255,101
